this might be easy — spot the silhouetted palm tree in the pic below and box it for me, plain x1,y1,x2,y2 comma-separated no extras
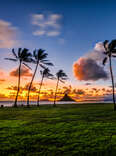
37,68,54,106
54,70,68,106
103,40,116,110
27,49,53,107
5,48,32,107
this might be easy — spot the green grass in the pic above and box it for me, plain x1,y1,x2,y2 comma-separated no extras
0,103,116,156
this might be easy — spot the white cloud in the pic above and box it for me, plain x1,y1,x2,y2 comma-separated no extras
33,30,46,36
46,14,62,28
94,42,105,51
32,13,62,37
85,42,105,62
32,14,45,27
47,31,60,36
0,20,18,48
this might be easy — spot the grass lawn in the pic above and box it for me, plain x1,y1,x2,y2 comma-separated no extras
0,103,116,156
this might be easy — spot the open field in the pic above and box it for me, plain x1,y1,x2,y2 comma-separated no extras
0,103,116,156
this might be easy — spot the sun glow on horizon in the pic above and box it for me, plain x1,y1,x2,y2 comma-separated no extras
0,77,113,102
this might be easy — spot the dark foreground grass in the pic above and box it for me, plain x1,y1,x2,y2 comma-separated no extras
0,103,116,156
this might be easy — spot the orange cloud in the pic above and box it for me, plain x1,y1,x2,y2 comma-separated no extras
7,86,22,91
23,83,38,92
0,79,5,84
10,66,32,77
7,83,38,93
73,58,108,81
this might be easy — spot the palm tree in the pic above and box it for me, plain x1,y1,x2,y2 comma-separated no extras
27,49,53,107
54,70,68,106
103,40,116,110
37,68,54,106
5,48,32,107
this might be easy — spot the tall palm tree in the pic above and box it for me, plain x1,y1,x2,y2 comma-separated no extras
37,68,54,106
27,49,53,107
103,40,116,111
5,48,32,107
54,70,68,106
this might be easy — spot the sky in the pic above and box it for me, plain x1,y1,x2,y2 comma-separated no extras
0,0,116,101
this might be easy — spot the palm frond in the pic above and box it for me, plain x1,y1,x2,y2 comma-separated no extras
103,40,109,51
22,63,32,70
48,76,55,80
37,49,46,59
40,68,54,80
108,40,116,51
22,48,29,53
12,49,18,58
61,77,68,80
33,49,37,59
38,49,45,55
103,51,109,55
112,55,116,57
59,79,65,83
45,73,54,79
39,53,48,60
111,49,116,54
18,48,22,57
39,64,46,69
20,48,29,58
56,70,68,80
40,59,50,62
103,57,108,65
42,62,54,66
40,70,43,76
4,58,17,62
30,58,36,64
23,57,33,63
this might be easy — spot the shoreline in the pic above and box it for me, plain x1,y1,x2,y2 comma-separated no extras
0,101,113,107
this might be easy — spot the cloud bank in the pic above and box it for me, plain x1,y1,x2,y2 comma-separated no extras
32,13,62,36
73,42,108,81
0,20,18,48
7,83,37,92
23,83,37,92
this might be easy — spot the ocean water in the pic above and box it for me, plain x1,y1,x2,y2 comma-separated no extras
0,100,112,107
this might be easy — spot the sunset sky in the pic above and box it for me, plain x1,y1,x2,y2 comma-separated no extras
0,0,116,101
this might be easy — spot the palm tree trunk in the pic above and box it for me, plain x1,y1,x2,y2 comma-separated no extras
37,75,44,106
27,63,39,107
109,56,116,111
54,79,59,107
14,61,21,107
